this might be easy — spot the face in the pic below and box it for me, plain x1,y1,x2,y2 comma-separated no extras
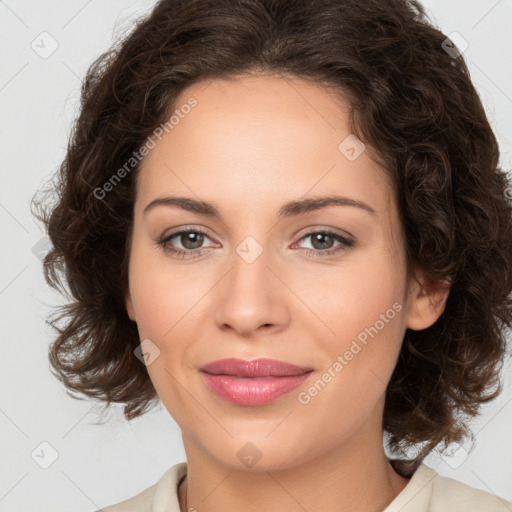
125,73,446,470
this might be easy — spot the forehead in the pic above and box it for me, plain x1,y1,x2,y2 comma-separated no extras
135,73,393,219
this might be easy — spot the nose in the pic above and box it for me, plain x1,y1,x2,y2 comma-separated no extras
213,240,290,338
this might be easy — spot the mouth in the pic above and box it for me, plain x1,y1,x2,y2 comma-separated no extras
199,357,314,377
199,358,314,406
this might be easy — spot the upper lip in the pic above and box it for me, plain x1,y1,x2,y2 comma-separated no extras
200,358,313,377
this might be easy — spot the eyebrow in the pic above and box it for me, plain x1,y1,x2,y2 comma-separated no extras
143,194,377,218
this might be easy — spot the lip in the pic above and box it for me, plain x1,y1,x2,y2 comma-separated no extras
200,358,313,377
199,358,314,406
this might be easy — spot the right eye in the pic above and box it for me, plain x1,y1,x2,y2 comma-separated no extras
158,228,218,258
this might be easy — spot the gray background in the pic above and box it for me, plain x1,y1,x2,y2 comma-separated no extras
1,1,511,510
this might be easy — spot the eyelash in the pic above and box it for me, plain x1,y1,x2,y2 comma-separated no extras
157,227,355,259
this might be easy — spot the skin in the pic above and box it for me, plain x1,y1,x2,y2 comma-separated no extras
125,72,450,512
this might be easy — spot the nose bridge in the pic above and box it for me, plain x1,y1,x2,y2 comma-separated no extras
213,233,287,335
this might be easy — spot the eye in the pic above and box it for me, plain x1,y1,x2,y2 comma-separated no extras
158,228,217,258
294,229,355,256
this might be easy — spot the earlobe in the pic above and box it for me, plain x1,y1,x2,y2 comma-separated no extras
405,270,451,331
125,288,136,321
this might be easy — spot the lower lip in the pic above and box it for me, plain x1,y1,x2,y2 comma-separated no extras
200,371,313,406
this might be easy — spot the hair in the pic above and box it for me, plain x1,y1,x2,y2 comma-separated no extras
32,0,512,477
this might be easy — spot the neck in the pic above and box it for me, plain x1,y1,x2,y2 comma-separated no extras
178,429,410,512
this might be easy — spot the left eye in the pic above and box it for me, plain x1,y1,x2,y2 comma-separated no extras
295,230,354,252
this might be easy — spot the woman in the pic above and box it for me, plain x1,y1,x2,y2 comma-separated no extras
32,0,512,510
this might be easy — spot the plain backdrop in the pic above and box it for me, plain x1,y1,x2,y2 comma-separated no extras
1,1,511,510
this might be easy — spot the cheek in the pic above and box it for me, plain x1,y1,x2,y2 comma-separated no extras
128,243,206,339
298,250,405,395
298,249,404,344
127,244,218,398
127,247,199,414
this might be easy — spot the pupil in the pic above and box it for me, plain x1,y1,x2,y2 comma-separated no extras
183,232,204,249
313,233,332,250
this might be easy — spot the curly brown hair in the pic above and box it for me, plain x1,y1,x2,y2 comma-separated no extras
32,0,512,476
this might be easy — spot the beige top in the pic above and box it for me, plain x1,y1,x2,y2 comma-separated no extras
98,462,511,512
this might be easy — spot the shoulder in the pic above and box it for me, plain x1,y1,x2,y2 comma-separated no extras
427,466,512,512
98,484,157,512
95,462,188,512
385,462,511,512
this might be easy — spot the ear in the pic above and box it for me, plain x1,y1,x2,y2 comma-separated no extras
404,268,451,331
125,287,136,321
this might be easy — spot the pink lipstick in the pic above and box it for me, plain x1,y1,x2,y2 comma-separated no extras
199,358,314,406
